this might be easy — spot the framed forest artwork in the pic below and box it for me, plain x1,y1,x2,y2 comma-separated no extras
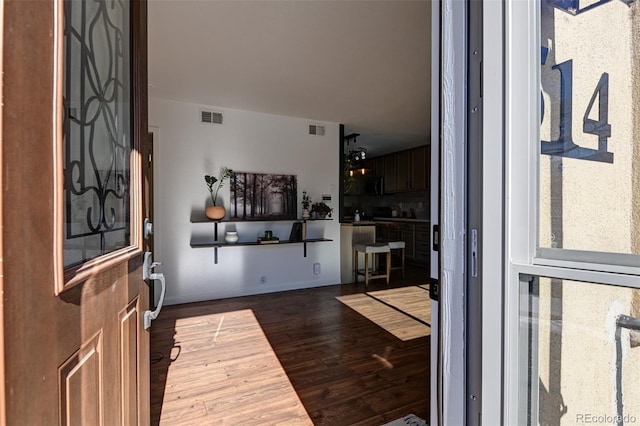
229,171,298,220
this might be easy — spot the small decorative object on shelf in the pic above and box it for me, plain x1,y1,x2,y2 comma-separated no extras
224,231,239,244
289,222,303,242
354,210,361,222
204,167,233,220
301,190,311,219
311,202,333,219
258,229,278,244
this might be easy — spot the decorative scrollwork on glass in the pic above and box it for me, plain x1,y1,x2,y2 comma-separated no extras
63,0,131,267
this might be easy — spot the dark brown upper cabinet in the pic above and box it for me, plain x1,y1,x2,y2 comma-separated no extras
374,145,429,193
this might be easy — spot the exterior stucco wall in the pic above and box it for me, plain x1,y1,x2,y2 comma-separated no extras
539,1,636,254
537,279,640,424
631,0,640,327
633,5,640,258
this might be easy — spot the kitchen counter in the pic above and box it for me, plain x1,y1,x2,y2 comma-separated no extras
341,218,430,225
340,221,378,226
340,218,431,282
372,217,430,224
340,223,377,283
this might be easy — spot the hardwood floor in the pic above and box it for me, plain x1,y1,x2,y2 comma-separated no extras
150,264,430,425
336,287,431,341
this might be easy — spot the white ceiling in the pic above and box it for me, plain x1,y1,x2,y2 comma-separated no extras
148,0,431,157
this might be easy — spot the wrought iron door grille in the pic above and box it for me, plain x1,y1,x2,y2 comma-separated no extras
63,0,132,267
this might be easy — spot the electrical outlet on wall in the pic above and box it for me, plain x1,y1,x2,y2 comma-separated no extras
313,263,321,276
260,276,267,284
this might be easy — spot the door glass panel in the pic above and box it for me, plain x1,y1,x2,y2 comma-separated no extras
539,0,640,259
63,0,131,267
520,276,640,425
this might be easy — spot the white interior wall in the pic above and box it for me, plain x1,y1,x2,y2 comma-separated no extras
149,97,341,305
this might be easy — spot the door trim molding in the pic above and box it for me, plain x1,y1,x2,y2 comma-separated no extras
53,0,64,294
0,0,6,421
439,0,468,423
481,0,505,423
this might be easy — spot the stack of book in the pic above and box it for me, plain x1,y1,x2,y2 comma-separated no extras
257,237,280,244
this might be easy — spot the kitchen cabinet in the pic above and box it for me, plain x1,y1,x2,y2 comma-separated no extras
376,221,430,267
362,157,384,178
396,150,411,191
375,222,400,242
409,146,429,191
373,156,385,177
376,222,415,261
413,223,430,264
399,223,416,260
384,153,399,192
375,145,429,193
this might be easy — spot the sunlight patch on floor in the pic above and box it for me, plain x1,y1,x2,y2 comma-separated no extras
336,286,431,341
158,309,312,425
368,286,431,325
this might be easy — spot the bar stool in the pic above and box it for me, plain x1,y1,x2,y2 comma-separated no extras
353,243,391,288
387,241,406,278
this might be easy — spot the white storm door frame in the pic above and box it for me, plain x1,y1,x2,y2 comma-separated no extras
484,0,640,424
436,0,468,424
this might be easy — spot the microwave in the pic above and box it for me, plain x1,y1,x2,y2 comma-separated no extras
365,176,384,195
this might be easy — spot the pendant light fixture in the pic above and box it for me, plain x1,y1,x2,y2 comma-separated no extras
344,133,369,176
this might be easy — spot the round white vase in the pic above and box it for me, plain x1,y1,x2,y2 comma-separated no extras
224,231,239,244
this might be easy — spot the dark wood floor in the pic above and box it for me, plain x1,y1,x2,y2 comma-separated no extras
150,264,431,425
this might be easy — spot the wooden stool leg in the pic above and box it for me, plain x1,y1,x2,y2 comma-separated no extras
364,253,370,288
353,249,358,283
386,251,391,286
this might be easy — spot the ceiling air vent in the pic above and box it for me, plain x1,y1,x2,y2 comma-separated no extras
309,124,325,136
200,109,223,125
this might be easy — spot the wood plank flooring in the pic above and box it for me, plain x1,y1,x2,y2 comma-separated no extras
336,286,431,341
150,264,430,425
368,286,431,324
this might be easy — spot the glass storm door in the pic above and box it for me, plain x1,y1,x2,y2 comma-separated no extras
485,0,640,423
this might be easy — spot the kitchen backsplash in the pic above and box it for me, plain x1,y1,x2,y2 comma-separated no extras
344,191,429,220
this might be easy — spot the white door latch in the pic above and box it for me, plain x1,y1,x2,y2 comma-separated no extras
143,251,166,330
144,218,154,240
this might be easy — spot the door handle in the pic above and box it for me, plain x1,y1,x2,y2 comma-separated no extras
143,251,166,330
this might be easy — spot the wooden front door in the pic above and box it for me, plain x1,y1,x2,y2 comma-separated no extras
1,0,150,424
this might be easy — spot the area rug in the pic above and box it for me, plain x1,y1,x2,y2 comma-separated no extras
336,286,431,341
382,413,428,426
